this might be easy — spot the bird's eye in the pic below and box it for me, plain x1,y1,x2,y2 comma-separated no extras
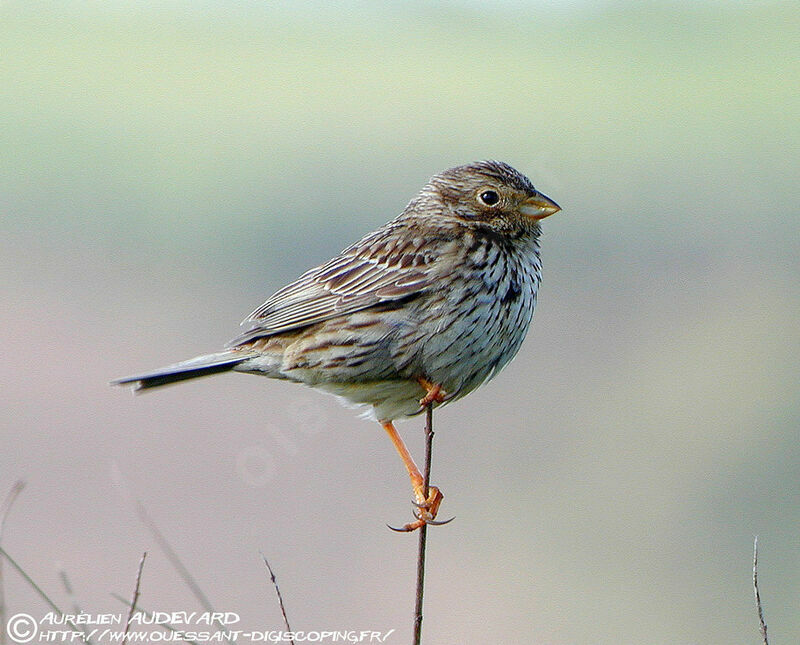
479,190,500,206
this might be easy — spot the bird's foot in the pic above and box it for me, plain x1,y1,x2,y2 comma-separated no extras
417,378,447,408
388,485,454,532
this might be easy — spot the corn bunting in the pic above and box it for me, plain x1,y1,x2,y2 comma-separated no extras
113,160,561,530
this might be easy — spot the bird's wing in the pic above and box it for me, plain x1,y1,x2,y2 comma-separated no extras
229,225,436,344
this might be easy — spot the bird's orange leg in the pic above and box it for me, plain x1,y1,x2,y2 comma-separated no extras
417,377,447,408
381,420,445,532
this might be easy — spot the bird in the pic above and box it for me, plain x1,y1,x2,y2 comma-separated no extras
112,160,561,531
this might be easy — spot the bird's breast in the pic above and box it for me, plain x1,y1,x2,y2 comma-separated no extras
399,235,541,397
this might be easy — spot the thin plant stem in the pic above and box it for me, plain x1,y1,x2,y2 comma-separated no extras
57,568,92,645
0,546,63,616
135,501,230,642
260,554,295,645
123,551,147,638
0,480,25,645
753,536,769,645
412,404,434,645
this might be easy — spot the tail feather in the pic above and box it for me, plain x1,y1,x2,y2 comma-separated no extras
111,351,256,391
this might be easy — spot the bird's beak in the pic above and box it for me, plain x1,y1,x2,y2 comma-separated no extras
520,191,561,220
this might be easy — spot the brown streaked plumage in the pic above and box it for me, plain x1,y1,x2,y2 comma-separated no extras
112,161,561,530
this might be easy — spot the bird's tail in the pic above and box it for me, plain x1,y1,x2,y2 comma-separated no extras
111,350,257,391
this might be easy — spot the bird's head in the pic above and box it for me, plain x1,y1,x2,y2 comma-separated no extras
417,160,560,236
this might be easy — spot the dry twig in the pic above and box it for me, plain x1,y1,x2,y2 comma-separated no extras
753,536,769,645
0,546,63,616
135,502,214,611
123,551,148,638
261,554,295,645
412,404,435,645
0,482,25,546
58,568,82,616
57,568,92,645
135,500,230,642
0,480,25,645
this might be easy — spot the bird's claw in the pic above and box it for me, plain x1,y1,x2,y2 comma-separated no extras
387,485,451,532
387,522,413,532
387,514,455,532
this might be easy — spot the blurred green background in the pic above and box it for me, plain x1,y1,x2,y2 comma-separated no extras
2,1,798,643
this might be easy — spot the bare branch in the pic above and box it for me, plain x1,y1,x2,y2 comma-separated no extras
123,551,147,638
753,536,769,645
0,481,25,546
413,404,435,645
135,500,231,643
0,480,25,645
260,554,295,645
136,502,212,609
57,568,92,645
0,546,63,616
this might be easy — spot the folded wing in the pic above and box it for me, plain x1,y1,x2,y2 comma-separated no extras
229,225,436,345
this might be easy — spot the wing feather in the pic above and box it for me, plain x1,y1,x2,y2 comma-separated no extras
228,223,436,345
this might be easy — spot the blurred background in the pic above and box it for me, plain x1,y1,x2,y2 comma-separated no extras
1,1,798,643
